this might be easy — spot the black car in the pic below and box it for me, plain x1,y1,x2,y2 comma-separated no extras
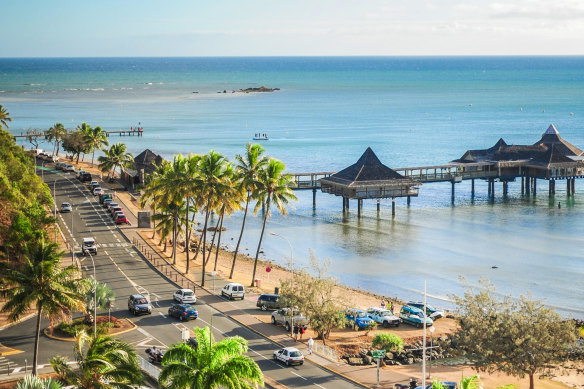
168,304,198,321
128,294,152,316
79,172,92,182
256,294,282,311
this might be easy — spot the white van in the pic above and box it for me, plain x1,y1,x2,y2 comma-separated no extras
221,283,244,300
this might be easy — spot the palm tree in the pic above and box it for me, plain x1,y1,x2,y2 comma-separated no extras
85,279,115,321
50,330,143,388
45,123,67,157
229,143,269,279
159,326,263,389
84,125,109,167
198,151,232,286
250,159,297,286
98,143,134,180
15,375,62,389
75,123,93,162
151,203,177,252
181,154,202,274
141,160,170,239
0,104,11,129
0,239,88,375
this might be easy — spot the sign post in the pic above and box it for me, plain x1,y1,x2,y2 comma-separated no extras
371,349,385,387
266,266,271,281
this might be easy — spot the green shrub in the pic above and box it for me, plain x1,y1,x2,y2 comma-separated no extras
372,332,404,352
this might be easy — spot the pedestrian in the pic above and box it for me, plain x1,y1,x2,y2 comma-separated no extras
389,301,394,314
381,299,386,309
299,325,305,340
307,337,314,354
113,191,116,199
293,324,299,342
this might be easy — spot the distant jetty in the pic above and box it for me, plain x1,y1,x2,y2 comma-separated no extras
218,86,280,94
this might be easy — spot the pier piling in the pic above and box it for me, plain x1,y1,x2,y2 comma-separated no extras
392,198,396,217
471,179,475,197
451,181,455,202
312,188,317,209
357,199,362,218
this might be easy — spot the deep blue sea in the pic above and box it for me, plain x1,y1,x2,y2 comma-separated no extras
2,57,583,317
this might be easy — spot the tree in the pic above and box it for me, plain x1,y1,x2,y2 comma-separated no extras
279,251,347,344
15,375,62,389
50,330,143,388
459,375,482,389
45,123,67,157
452,278,579,389
62,130,89,164
140,160,170,239
229,143,268,279
0,104,12,129
26,128,43,151
158,326,263,389
250,158,297,286
85,279,115,321
97,142,133,179
83,125,108,167
0,239,88,375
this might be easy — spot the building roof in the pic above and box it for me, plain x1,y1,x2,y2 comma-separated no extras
533,124,583,156
133,149,165,174
322,147,409,187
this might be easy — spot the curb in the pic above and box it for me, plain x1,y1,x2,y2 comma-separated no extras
43,318,138,342
0,312,36,332
0,345,23,356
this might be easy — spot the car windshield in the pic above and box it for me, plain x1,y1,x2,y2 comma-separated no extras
289,351,302,357
137,298,147,304
184,291,194,296
379,310,393,316
355,312,366,318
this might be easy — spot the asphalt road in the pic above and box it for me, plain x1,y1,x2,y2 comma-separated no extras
0,165,363,389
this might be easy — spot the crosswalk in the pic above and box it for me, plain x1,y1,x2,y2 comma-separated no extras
96,242,130,248
0,355,20,375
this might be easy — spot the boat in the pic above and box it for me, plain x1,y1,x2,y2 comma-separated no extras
253,133,269,140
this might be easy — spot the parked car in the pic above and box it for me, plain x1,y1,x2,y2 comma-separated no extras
55,162,65,170
399,306,434,328
345,308,375,330
106,201,119,210
128,294,152,316
173,288,196,304
103,199,114,208
92,187,103,196
110,206,123,217
256,293,282,310
221,283,244,300
46,155,55,162
89,180,99,189
60,202,72,213
366,307,401,328
168,303,198,321
114,213,129,225
77,170,87,179
99,193,113,204
273,347,304,366
406,302,445,320
82,237,97,256
65,164,75,172
271,308,309,332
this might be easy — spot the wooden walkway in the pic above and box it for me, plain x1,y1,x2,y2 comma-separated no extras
11,129,143,139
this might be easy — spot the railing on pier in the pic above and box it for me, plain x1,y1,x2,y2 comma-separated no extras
291,172,334,189
11,129,143,139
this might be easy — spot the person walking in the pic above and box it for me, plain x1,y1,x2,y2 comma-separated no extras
293,324,299,342
381,299,386,309
307,337,314,355
299,325,305,340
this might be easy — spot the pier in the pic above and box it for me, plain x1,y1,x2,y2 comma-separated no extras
289,125,584,217
11,127,143,140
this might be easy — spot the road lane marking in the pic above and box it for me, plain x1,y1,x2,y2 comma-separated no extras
314,384,326,389
249,348,285,369
291,371,307,380
158,312,167,319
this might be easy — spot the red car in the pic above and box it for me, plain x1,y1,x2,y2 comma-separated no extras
115,214,129,225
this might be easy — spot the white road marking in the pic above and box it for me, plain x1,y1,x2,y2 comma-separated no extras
104,250,109,255
291,371,307,380
314,384,326,389
158,312,167,319
12,367,22,373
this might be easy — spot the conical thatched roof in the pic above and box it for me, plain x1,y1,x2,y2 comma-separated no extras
323,147,406,186
533,124,583,156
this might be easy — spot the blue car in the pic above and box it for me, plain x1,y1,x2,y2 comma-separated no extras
345,308,374,330
399,306,433,328
406,301,445,320
168,303,198,321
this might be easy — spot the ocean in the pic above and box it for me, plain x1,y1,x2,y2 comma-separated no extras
1,56,583,317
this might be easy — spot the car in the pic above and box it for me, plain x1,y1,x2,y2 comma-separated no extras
77,170,87,179
37,152,47,160
221,283,245,300
65,164,75,172
128,294,152,316
60,202,72,213
92,187,103,196
271,308,309,332
406,302,445,320
99,193,113,204
256,293,282,311
55,162,65,170
103,199,114,208
89,180,99,188
106,201,118,210
46,155,55,162
273,347,304,366
345,308,375,330
82,237,97,256
110,206,123,217
115,214,129,225
399,306,434,328
173,288,196,304
366,307,401,328
168,303,198,321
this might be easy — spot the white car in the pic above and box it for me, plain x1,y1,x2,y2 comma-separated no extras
92,187,103,196
65,164,75,172
173,288,196,304
60,202,72,213
366,307,401,328
221,283,244,300
273,347,304,366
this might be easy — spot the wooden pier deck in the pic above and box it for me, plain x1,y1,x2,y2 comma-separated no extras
11,129,143,139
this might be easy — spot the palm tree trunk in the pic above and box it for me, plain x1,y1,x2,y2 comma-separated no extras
201,202,211,287
151,201,157,239
214,209,225,271
185,198,190,274
206,213,222,265
32,304,43,375
251,195,271,287
91,150,95,167
193,223,205,262
230,194,250,279
172,214,177,265
529,374,534,389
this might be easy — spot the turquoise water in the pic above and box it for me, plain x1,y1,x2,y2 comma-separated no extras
2,57,583,317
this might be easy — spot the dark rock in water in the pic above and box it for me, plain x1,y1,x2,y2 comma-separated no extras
239,86,280,93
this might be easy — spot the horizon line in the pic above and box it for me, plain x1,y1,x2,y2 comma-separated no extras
2,54,584,59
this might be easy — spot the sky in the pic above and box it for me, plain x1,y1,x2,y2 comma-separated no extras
2,0,584,57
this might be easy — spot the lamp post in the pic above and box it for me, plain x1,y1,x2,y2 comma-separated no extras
428,325,435,379
71,200,90,266
54,176,58,243
87,252,97,337
269,232,294,339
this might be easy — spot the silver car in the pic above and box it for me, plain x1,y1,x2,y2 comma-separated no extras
60,202,72,213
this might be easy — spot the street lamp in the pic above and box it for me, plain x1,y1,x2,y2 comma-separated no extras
269,232,294,339
428,325,435,379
